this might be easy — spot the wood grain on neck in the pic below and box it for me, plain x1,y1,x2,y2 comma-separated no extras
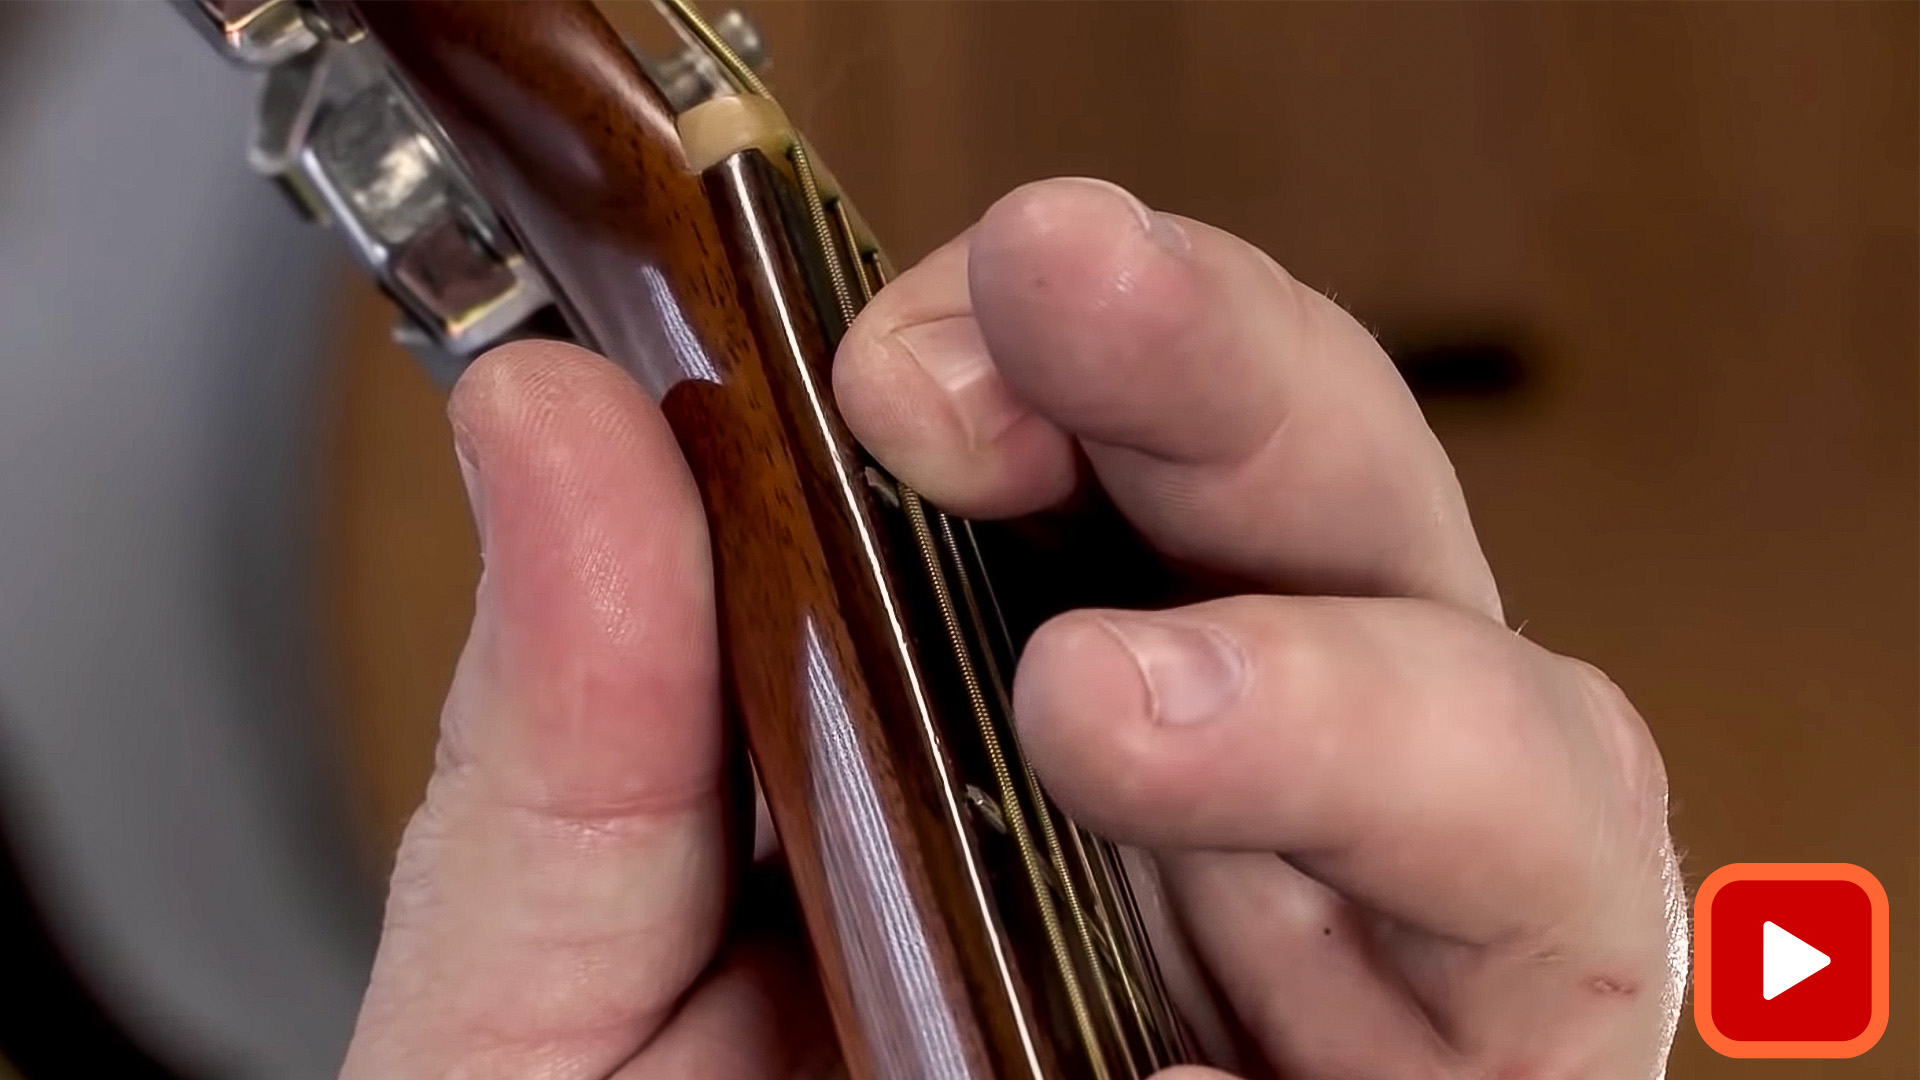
349,4,1027,1077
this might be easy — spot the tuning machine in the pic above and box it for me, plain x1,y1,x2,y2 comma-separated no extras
176,1,552,384
634,7,770,111
173,1,771,385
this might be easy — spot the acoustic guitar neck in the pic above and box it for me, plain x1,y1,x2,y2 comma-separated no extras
176,3,1195,1076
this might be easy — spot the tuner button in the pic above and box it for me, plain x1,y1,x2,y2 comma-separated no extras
711,9,770,75
175,0,319,66
637,9,774,113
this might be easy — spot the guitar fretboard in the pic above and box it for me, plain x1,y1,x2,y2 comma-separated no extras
655,3,1194,1076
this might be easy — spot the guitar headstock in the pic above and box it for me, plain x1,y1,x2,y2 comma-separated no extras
172,0,768,386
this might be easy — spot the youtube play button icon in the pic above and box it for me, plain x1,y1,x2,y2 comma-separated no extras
1696,863,1889,1058
1763,920,1829,1000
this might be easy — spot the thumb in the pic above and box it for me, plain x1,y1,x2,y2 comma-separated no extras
341,341,729,1079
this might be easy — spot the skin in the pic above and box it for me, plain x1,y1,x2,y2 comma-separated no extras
338,178,1686,1080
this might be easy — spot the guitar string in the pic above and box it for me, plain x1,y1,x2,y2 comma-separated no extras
1062,820,1160,1068
831,204,1113,1077
830,201,1113,1074
1100,837,1193,1063
936,512,1141,1080
900,489,1111,1080
656,1,1181,1070
957,520,1178,1070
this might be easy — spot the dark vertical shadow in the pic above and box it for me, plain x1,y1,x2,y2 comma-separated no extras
0,765,183,1079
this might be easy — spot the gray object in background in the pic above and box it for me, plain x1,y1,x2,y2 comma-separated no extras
0,4,377,1077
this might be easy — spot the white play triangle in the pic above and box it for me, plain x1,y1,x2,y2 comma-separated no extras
1762,920,1831,1000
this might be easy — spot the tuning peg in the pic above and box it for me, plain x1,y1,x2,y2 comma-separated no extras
637,9,770,112
171,0,319,66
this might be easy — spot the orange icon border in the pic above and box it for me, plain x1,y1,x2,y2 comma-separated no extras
1694,862,1889,1058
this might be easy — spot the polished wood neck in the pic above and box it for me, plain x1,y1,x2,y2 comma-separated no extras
349,5,1191,1076
351,4,1018,1076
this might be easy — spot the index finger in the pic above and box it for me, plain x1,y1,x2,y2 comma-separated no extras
833,177,1502,620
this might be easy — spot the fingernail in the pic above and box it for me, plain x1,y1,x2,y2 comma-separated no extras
1058,177,1190,256
891,314,1030,447
452,427,487,556
1098,614,1248,726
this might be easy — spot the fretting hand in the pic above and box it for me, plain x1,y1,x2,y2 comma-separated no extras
339,177,1684,1080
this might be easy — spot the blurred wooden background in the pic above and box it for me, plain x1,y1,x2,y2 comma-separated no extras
319,3,1917,1075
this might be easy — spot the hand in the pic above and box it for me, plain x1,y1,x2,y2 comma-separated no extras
338,178,1685,1080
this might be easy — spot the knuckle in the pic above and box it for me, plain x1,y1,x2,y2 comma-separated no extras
1561,656,1669,829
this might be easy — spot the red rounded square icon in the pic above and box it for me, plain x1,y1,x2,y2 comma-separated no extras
1695,863,1889,1058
